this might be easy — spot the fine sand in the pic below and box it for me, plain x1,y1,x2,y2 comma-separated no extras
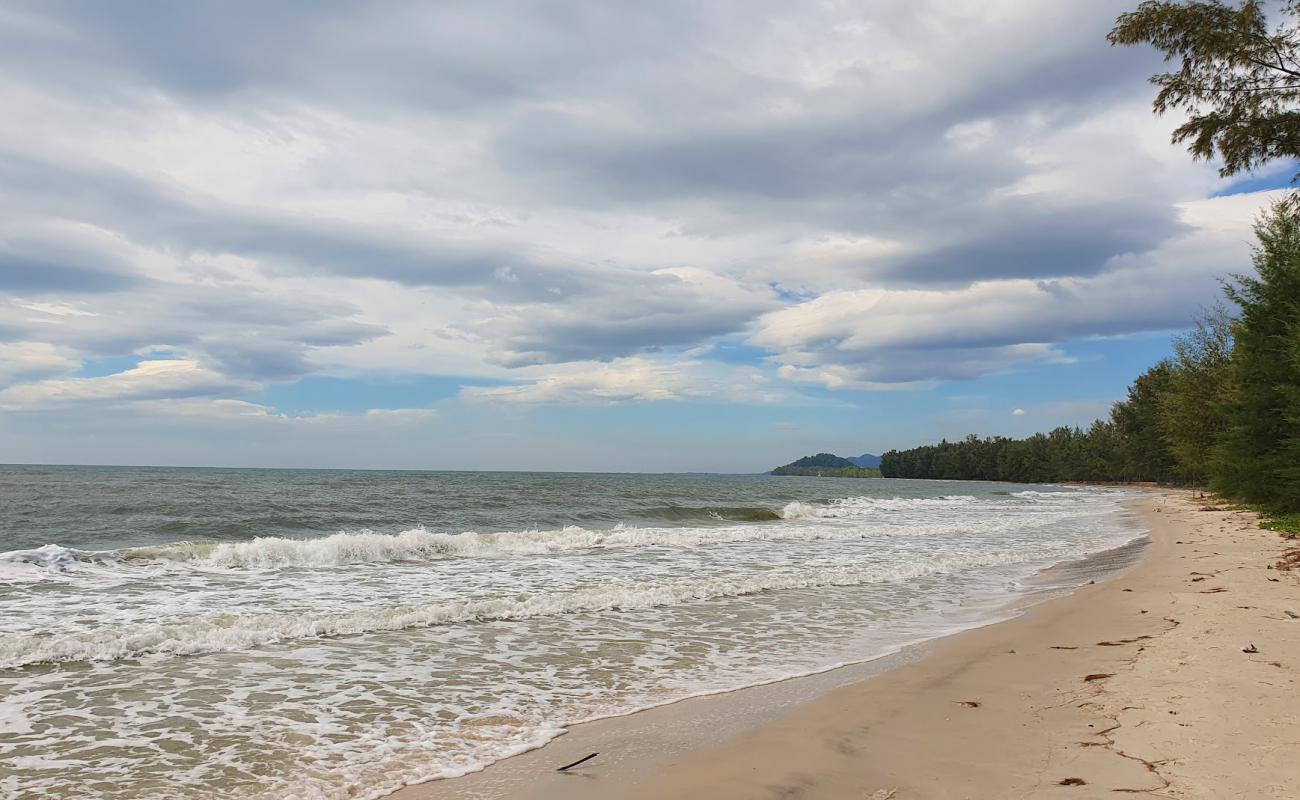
395,493,1300,799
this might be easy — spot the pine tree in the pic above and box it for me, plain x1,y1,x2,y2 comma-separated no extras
1112,362,1180,482
1159,306,1234,492
1212,204,1300,508
1108,1,1300,192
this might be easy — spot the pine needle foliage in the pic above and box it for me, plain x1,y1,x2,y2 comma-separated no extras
1108,1,1300,183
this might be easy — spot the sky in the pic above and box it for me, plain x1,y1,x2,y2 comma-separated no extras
0,0,1290,473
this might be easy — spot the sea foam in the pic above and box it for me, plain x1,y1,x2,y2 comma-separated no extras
0,491,1097,580
0,540,1082,668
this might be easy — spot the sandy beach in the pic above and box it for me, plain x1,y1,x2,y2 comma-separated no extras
400,492,1300,799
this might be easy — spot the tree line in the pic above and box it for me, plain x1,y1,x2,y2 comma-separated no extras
880,205,1300,513
875,2,1300,513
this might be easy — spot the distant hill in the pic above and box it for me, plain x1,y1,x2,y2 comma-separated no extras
782,453,856,469
771,452,881,478
846,453,881,469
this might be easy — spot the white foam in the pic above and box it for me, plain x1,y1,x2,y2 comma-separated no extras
0,699,34,734
0,492,1055,574
782,495,977,519
0,542,1078,669
0,543,81,571
0,544,87,582
0,483,1142,800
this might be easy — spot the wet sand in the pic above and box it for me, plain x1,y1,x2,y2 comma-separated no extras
394,493,1300,799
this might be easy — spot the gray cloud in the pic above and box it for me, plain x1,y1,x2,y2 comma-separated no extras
477,268,777,366
0,0,1251,421
0,153,569,295
883,199,1186,284
0,252,139,293
0,221,147,293
200,338,314,382
6,1,718,110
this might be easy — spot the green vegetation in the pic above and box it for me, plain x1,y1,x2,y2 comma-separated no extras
771,453,882,478
1228,503,1300,534
1211,211,1300,507
772,466,883,478
878,3,1300,516
781,453,857,469
882,201,1300,514
1257,510,1300,535
1108,1,1300,186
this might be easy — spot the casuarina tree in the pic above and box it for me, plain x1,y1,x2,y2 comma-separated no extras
1109,1,1300,191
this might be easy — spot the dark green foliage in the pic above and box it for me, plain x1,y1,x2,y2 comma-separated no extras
771,466,882,478
1108,1,1300,186
1029,8,1300,508
1160,306,1234,488
1112,361,1182,482
781,453,856,469
1258,510,1300,533
881,365,1188,484
1211,206,1300,508
880,204,1300,514
771,453,881,477
879,425,1158,484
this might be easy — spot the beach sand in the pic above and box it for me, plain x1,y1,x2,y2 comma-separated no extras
398,492,1300,799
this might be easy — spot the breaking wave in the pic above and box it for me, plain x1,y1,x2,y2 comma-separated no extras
642,505,786,522
780,495,977,519
0,542,1076,668
0,491,1096,577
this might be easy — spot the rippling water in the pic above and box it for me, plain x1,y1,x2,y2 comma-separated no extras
0,466,1142,800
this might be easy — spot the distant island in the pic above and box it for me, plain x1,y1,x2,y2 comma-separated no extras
770,452,882,478
844,453,881,469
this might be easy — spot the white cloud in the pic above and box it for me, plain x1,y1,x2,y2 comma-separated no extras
0,342,81,388
461,357,793,406
361,407,438,421
0,359,252,411
751,193,1271,387
13,300,97,318
129,397,438,426
775,364,938,392
0,0,1280,467
1012,408,1026,416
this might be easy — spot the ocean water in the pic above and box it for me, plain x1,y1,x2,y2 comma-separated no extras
0,466,1143,800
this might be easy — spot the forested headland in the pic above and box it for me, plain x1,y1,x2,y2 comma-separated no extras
880,205,1300,514
771,453,882,478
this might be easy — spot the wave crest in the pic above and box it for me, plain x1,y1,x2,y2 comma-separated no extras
0,491,1072,575
781,495,976,519
0,544,1066,668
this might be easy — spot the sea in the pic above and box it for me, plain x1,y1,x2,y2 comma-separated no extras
0,466,1145,800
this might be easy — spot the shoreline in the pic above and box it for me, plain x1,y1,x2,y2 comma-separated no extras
390,492,1172,800
391,492,1300,799
624,491,1298,798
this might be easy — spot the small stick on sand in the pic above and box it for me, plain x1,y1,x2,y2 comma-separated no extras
556,753,599,772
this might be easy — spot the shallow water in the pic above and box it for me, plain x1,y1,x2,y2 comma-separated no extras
0,466,1142,800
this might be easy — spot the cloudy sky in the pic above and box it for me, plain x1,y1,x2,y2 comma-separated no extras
0,0,1288,472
